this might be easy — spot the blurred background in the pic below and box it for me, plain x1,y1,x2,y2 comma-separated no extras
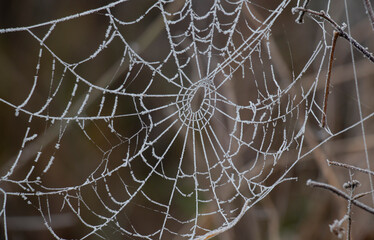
1,0,374,239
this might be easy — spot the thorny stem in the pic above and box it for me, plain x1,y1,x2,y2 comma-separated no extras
363,0,374,31
292,7,374,63
321,31,339,128
306,179,374,215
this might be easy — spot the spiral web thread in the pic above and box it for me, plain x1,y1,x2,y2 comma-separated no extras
0,0,373,239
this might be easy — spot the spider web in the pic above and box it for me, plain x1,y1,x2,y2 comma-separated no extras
0,0,373,239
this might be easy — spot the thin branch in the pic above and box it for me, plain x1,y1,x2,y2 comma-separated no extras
346,171,355,240
292,7,374,63
354,190,374,200
306,179,374,214
346,196,352,240
295,0,311,24
327,160,374,176
363,0,374,31
321,31,339,127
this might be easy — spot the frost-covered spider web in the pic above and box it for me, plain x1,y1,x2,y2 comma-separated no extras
1,0,374,239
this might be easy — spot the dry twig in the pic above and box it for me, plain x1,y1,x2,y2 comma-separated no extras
327,160,374,176
292,7,374,63
321,31,339,127
363,0,374,31
307,179,374,214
